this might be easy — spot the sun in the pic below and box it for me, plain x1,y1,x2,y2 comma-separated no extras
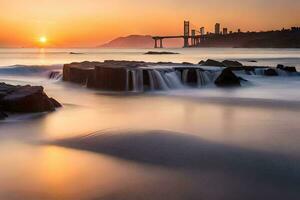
39,36,47,44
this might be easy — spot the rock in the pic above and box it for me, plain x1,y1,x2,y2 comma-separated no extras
94,65,127,91
199,59,226,67
144,51,179,55
70,52,84,55
0,111,8,120
215,68,241,87
182,62,194,65
264,68,278,76
69,67,94,84
0,82,19,97
222,60,243,68
277,64,297,73
0,85,60,113
49,98,62,108
198,60,205,65
247,60,257,63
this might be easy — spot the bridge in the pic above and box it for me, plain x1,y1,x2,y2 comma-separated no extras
152,21,205,48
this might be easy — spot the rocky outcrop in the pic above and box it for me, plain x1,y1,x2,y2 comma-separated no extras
62,60,299,92
145,51,179,55
264,69,278,76
0,83,61,119
277,64,297,73
94,65,128,91
199,59,226,67
215,68,241,87
222,60,243,68
0,111,8,120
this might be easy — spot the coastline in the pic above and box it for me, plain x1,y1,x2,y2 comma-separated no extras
0,48,300,200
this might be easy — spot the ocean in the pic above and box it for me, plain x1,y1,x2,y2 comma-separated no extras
0,48,300,200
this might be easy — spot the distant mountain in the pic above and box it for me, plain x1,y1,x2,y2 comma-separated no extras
99,35,182,48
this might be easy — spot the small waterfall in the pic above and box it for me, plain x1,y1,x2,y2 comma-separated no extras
254,68,266,75
127,69,144,92
276,69,289,76
181,68,213,87
182,69,189,84
152,70,169,90
148,71,155,90
48,70,63,80
196,70,212,87
164,71,183,89
126,67,216,92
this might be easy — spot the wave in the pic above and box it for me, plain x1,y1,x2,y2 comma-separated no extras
0,64,62,76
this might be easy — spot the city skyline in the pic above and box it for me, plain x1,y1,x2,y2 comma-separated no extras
1,0,300,47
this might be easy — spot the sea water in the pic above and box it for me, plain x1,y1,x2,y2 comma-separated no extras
0,48,300,200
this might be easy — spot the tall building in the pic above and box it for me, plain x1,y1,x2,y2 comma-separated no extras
223,28,228,35
200,27,205,35
191,29,196,46
215,23,220,34
183,21,190,47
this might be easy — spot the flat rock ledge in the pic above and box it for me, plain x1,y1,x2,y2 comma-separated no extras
62,60,298,92
0,83,62,120
144,51,179,55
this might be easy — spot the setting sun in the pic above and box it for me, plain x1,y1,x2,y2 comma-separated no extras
39,36,47,44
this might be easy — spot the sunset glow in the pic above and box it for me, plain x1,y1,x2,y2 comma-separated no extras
39,36,47,44
0,0,299,47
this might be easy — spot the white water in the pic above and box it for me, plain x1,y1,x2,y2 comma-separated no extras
0,48,300,200
164,71,183,89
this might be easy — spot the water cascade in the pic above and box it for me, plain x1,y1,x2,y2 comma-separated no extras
126,68,215,92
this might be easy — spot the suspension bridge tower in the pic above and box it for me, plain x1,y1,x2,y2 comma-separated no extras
184,21,190,47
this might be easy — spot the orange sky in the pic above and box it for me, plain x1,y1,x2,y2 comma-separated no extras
0,0,299,47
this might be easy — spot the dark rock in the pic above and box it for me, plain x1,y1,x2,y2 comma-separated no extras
182,62,194,65
69,67,94,84
94,65,127,91
198,60,205,65
247,60,257,63
142,70,151,90
215,68,241,87
104,60,146,67
0,85,58,113
277,64,297,73
222,60,243,68
144,51,179,55
63,61,103,81
70,52,84,55
264,68,278,76
49,98,62,108
157,61,175,65
199,59,226,67
0,111,8,120
0,82,19,98
277,64,285,69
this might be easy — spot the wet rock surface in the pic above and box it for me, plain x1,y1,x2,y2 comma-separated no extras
199,59,226,67
222,60,243,68
277,64,297,73
0,83,61,120
264,68,278,76
215,68,241,87
144,51,179,55
62,60,298,92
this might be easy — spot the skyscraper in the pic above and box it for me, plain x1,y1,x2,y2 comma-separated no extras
200,27,205,35
215,23,220,34
223,28,228,35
